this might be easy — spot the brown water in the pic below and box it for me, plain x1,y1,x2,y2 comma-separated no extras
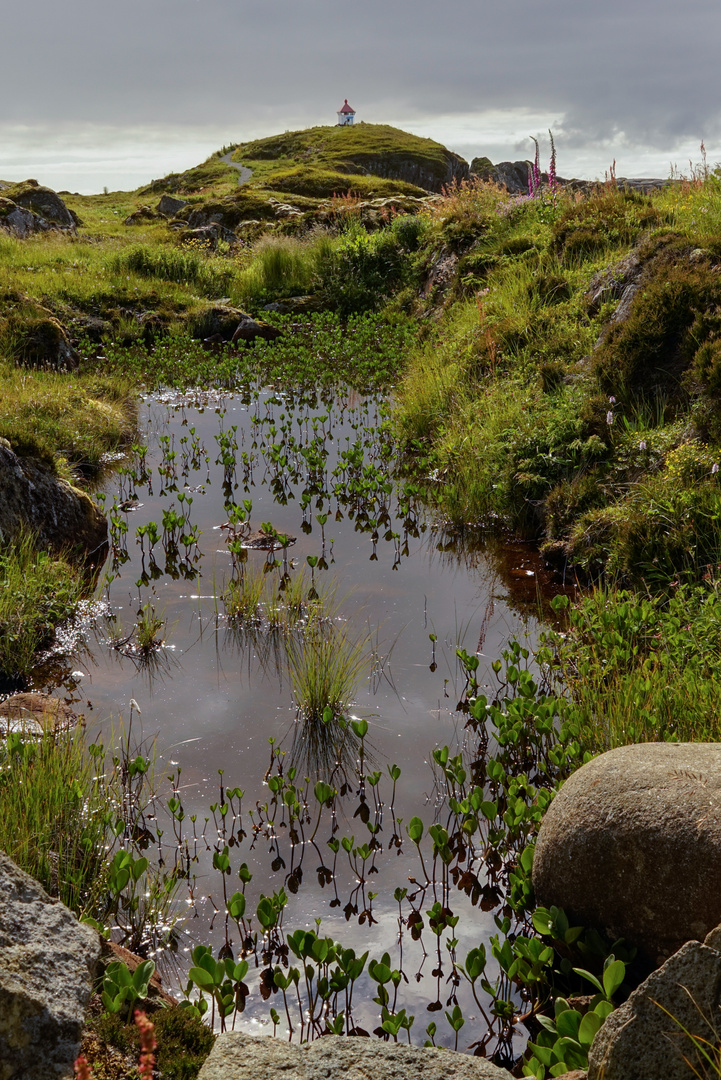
62,385,574,1051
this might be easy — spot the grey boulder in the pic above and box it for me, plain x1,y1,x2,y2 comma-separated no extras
0,852,101,1080
156,193,188,216
197,1032,513,1080
533,742,721,962
7,181,78,230
588,937,721,1080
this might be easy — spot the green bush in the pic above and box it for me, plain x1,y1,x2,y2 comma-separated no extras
316,227,408,314
593,257,721,400
552,190,663,262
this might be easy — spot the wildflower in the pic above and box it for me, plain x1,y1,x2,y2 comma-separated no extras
74,1058,93,1080
713,463,719,474
606,411,614,426
548,129,557,194
608,396,616,404
639,440,647,451
135,1011,157,1080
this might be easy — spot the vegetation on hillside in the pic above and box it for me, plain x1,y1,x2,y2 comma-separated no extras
4,129,721,1073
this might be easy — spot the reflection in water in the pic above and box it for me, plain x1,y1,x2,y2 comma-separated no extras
285,712,361,783
40,385,573,1056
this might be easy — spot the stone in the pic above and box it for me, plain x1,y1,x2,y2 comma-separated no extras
0,693,78,736
0,852,101,1080
189,304,253,340
156,193,188,216
231,315,282,345
262,295,323,314
124,204,161,225
532,742,721,962
197,1032,513,1080
179,223,238,250
0,198,53,238
585,250,644,316
588,940,721,1080
0,441,108,557
6,181,77,230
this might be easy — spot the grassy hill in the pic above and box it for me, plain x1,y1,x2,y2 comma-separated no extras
229,123,468,194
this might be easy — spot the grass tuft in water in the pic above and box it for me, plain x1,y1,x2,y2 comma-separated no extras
286,623,367,724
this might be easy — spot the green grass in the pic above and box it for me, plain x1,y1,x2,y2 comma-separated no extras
0,358,136,474
232,123,459,190
546,580,721,750
113,244,235,296
0,531,85,683
0,727,113,913
286,623,368,724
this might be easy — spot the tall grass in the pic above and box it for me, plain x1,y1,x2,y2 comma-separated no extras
113,244,235,296
0,360,136,472
0,727,112,913
286,624,367,777
286,623,368,723
235,235,323,306
0,531,85,683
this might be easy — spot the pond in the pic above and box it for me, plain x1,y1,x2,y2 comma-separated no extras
59,374,573,1058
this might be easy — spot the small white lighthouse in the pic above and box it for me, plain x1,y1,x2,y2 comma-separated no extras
336,99,356,126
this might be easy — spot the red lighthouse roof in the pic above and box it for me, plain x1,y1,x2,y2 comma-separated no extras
338,99,355,114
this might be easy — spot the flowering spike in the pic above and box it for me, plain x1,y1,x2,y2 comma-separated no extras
135,1011,157,1080
548,129,557,194
74,1058,94,1080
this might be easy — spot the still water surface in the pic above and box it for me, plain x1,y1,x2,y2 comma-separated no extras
69,384,567,1049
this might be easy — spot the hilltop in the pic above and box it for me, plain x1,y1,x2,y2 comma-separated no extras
227,123,469,195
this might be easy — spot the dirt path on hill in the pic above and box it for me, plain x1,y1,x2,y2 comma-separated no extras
220,152,253,186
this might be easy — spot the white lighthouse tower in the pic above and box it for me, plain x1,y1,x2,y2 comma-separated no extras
336,99,356,126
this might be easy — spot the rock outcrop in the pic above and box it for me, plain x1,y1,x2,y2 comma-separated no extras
7,181,78,229
189,304,282,345
197,1032,513,1080
340,150,469,193
0,852,101,1080
156,194,188,216
533,742,721,962
0,181,78,236
588,935,721,1080
0,197,53,238
0,693,78,736
124,204,162,225
0,441,108,557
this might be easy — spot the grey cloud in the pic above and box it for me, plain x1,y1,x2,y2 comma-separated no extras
2,0,720,162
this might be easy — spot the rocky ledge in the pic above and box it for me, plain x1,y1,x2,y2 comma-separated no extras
197,1031,513,1080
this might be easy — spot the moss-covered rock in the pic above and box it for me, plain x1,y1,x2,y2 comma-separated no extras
1,180,77,230
0,296,80,370
0,441,107,557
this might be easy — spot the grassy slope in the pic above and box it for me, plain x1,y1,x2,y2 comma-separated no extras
394,175,721,586
231,123,456,185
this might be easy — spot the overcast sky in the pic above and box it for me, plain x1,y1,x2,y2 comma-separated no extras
1,0,719,193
